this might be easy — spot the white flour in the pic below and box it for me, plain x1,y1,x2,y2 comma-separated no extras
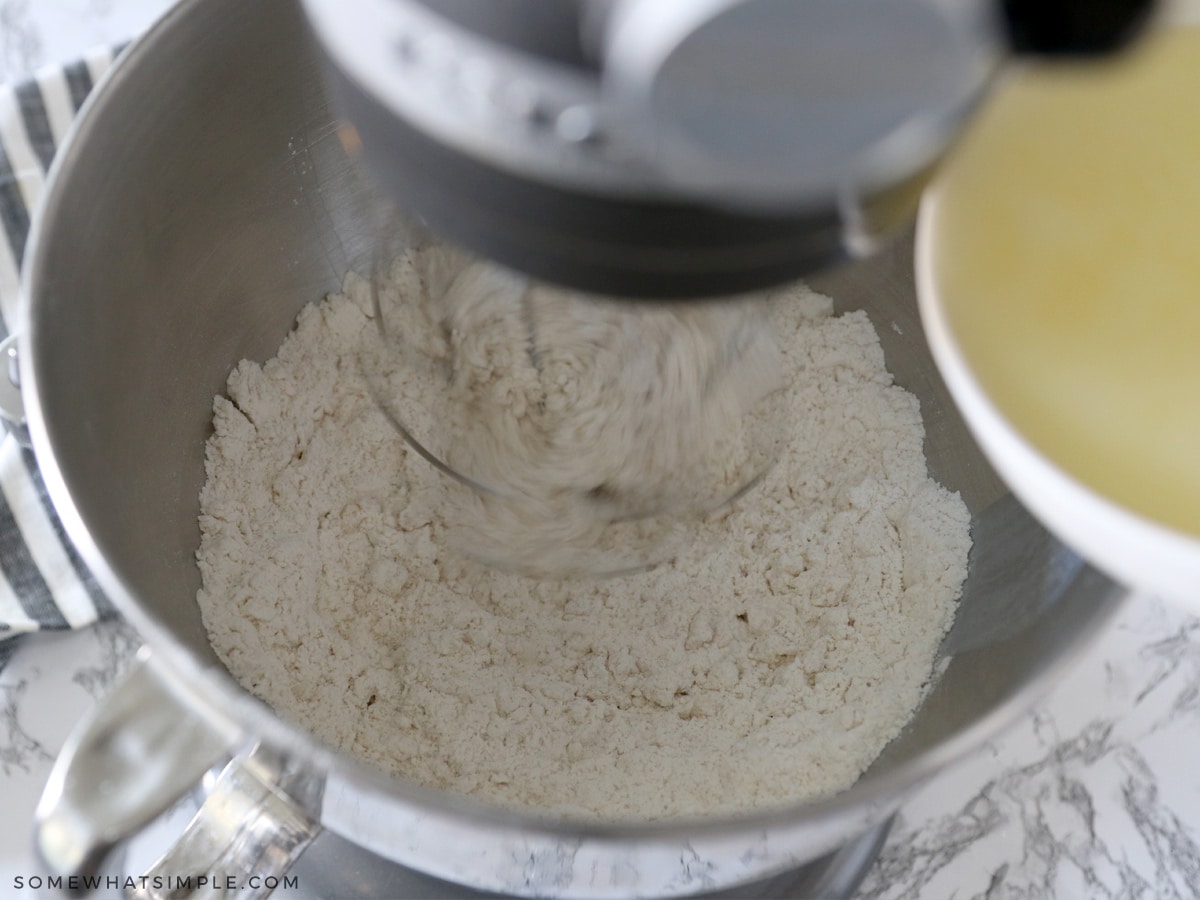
196,258,971,821
368,249,787,577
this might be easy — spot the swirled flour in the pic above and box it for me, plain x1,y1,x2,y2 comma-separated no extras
196,262,971,821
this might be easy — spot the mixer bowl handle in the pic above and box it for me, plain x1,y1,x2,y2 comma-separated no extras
33,647,322,899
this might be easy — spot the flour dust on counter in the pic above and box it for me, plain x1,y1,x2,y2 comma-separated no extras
194,255,972,821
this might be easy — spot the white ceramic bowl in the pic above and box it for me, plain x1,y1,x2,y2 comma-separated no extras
916,197,1200,612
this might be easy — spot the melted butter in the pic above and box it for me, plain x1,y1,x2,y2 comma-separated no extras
929,28,1200,537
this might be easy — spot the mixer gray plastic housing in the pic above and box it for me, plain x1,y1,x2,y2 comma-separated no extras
299,0,1154,297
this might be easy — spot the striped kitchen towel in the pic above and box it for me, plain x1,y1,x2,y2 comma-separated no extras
0,48,126,671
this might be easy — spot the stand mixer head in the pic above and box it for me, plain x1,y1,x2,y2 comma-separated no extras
300,0,1153,298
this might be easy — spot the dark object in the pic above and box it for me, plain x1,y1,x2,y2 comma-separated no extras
1003,0,1157,55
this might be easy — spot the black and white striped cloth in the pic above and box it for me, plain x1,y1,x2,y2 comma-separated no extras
0,49,126,671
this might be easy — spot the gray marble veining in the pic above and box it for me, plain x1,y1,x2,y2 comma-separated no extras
0,655,54,776
854,601,1200,900
1,618,138,780
867,727,1200,899
71,617,139,700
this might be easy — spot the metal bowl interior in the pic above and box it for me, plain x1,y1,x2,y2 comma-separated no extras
20,0,1124,893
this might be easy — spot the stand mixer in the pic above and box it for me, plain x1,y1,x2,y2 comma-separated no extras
14,0,1145,893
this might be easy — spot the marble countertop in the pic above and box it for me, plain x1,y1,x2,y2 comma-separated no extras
4,2,1200,898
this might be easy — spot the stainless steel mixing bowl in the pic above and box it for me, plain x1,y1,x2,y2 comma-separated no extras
20,0,1124,896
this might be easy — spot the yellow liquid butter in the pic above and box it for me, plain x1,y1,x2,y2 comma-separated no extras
928,27,1200,538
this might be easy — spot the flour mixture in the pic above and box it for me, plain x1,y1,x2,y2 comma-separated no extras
196,256,972,821
368,248,787,577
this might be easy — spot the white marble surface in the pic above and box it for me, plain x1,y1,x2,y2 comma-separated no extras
4,2,1200,899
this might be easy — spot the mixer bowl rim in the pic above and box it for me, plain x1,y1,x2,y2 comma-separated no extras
17,0,1126,846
